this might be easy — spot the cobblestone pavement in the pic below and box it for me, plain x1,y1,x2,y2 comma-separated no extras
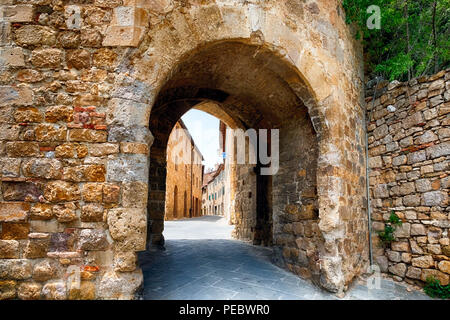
138,216,431,300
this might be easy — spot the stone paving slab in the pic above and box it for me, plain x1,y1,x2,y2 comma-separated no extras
138,216,432,300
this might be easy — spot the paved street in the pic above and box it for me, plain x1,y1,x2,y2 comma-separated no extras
138,216,431,300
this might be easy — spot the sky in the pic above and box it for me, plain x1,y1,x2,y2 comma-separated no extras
181,109,223,171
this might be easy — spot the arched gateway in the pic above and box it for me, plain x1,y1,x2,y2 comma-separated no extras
0,1,367,299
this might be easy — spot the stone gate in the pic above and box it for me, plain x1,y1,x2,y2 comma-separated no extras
0,0,368,299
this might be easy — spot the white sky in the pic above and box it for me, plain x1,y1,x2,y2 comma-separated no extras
181,109,223,171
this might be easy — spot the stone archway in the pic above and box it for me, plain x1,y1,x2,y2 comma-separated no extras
140,38,361,293
119,1,368,294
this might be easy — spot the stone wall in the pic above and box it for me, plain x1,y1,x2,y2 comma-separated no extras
272,111,322,284
0,0,366,299
367,69,450,286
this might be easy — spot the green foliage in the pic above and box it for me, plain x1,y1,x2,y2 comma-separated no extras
424,277,450,299
377,211,402,247
342,0,450,81
388,211,402,225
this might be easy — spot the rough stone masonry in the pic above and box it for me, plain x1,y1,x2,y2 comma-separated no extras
367,69,450,287
0,0,369,299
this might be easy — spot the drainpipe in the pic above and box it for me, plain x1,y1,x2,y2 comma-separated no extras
365,77,380,267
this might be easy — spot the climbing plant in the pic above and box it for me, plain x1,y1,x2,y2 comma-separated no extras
377,211,403,247
342,0,450,81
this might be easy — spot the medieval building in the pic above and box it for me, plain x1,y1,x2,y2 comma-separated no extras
165,120,203,221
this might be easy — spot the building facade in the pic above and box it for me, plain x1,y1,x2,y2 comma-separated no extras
165,120,204,221
202,165,225,217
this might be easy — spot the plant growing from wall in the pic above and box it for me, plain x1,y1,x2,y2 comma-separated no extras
424,276,450,299
377,211,403,247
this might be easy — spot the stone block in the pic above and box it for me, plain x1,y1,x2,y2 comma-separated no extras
1,5,34,22
34,124,67,142
78,229,109,251
82,183,103,202
68,281,96,300
103,184,121,203
6,141,40,157
406,266,421,280
0,259,32,279
120,142,149,155
89,143,119,156
0,240,19,258
42,281,66,300
63,165,106,182
438,261,450,275
107,208,146,251
93,48,117,69
113,251,136,272
23,238,50,259
0,47,25,67
122,181,148,208
403,112,424,129
44,181,81,202
0,86,33,106
403,195,420,207
0,222,29,239
97,270,143,299
31,49,62,69
0,280,16,300
53,202,78,223
423,191,448,207
107,98,150,127
17,282,41,300
0,158,21,177
102,26,144,47
30,203,53,220
0,202,29,222
426,141,450,159
106,154,149,182
410,224,427,236
22,158,63,179
66,49,91,70
407,150,426,164
14,106,43,123
393,223,410,238
45,105,73,123
415,179,432,193
388,263,406,277
14,25,56,46
81,204,104,222
411,255,434,268
421,269,449,286
69,129,107,143
398,182,415,196
32,260,56,282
